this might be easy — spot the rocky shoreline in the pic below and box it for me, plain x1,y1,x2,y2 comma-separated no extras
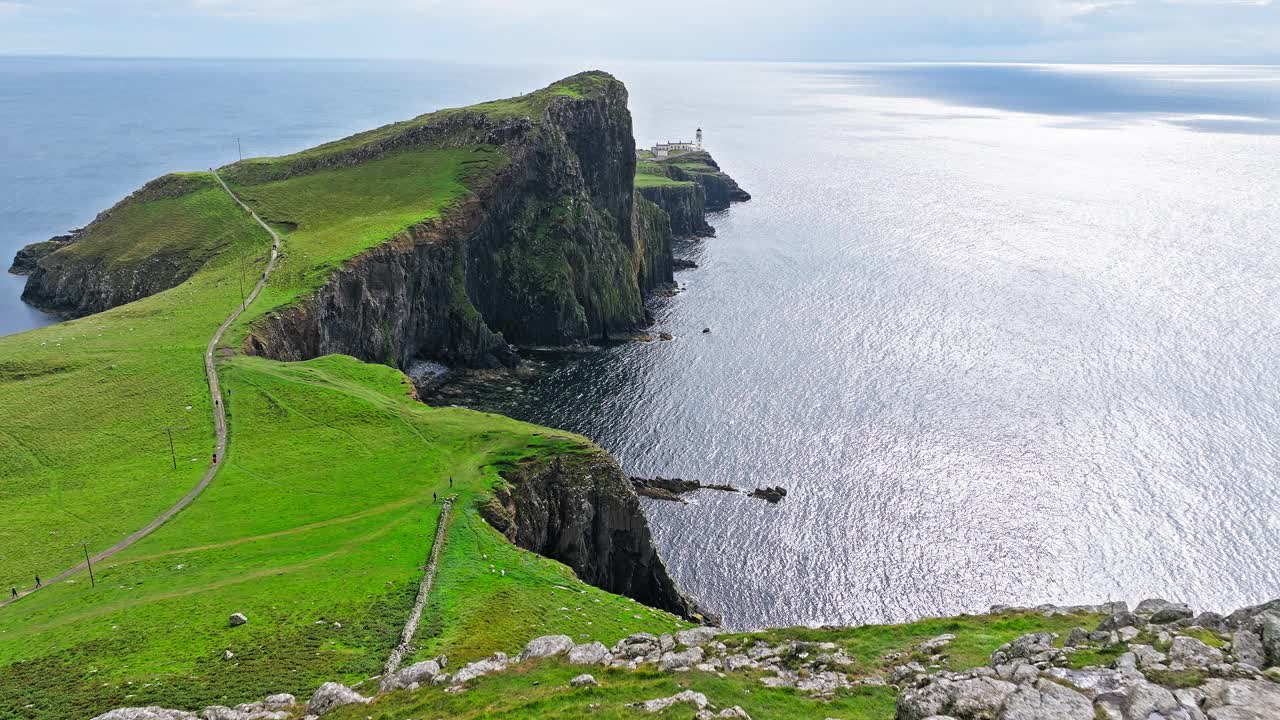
89,597,1280,720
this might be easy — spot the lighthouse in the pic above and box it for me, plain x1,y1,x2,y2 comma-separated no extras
696,127,703,148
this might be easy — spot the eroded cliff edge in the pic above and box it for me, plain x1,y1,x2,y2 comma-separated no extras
481,450,708,622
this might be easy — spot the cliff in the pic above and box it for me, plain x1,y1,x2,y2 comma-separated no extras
636,184,714,238
17,174,229,316
481,450,705,622
229,72,658,366
633,148,748,236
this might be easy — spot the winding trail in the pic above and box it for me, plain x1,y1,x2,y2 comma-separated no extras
382,496,455,683
2,169,281,607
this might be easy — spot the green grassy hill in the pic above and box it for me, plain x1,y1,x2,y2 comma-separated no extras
0,73,688,720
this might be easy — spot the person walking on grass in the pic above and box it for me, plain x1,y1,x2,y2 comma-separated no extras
433,492,437,503
34,574,41,588
9,587,16,599
449,477,453,488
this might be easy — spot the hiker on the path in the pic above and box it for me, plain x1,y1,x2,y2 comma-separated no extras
9,587,16,599
433,492,437,502
34,574,41,588
449,477,453,488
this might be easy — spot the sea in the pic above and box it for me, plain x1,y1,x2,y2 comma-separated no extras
3,58,1279,629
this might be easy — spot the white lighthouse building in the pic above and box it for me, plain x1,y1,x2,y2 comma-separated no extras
651,129,703,158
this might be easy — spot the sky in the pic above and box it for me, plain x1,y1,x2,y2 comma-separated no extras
0,0,1277,63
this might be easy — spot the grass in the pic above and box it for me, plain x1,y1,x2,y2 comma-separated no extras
633,173,692,189
0,355,685,719
223,145,506,322
0,71,669,719
409,503,689,667
0,175,268,584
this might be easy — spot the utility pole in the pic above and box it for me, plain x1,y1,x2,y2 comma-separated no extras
166,427,177,470
237,137,242,162
82,541,96,588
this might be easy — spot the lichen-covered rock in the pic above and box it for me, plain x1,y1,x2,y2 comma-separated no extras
568,641,611,665
1121,681,1179,719
380,659,442,691
91,709,197,720
228,613,248,627
1231,630,1266,668
635,690,708,713
517,634,576,661
999,679,1093,720
1199,678,1280,720
675,626,721,647
570,673,598,687
452,652,509,684
896,676,1019,720
305,683,368,716
1168,636,1224,668
659,646,704,670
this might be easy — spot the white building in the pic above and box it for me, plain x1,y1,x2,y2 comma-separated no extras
651,128,703,158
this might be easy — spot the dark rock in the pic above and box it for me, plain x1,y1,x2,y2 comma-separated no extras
702,327,711,334
483,451,706,622
637,183,715,238
749,486,787,503
1097,612,1146,632
9,230,79,275
672,258,698,270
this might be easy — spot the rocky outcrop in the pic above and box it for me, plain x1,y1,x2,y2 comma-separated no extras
8,230,78,275
658,150,750,211
244,73,653,367
637,184,714,238
480,450,705,621
631,193,675,293
19,175,221,317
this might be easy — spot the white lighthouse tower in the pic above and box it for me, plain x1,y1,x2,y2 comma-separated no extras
696,127,703,148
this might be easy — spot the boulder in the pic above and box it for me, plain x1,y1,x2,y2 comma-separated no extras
1231,630,1266,668
452,652,508,684
91,709,197,720
1168,636,1225,668
305,683,368,716
999,679,1094,720
635,690,708,713
659,646,704,670
569,673,598,687
1260,613,1280,668
1200,678,1280,720
896,676,1019,720
697,708,752,719
1136,599,1180,617
675,626,722,647
380,659,442,692
1151,603,1195,625
919,634,957,655
1121,682,1178,719
228,613,248,627
1065,627,1091,647
517,634,575,661
200,706,287,720
568,641,611,665
1098,612,1146,633
260,695,294,710
1130,644,1169,670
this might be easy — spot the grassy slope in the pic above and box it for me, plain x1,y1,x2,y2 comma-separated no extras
0,355,686,719
0,178,268,583
0,72,695,719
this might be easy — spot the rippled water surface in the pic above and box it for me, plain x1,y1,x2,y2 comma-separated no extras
4,60,1279,628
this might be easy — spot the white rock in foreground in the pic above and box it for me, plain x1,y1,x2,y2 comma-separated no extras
305,682,369,716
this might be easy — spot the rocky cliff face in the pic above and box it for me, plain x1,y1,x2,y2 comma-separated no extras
637,184,714,238
631,194,674,293
8,231,78,276
244,73,661,367
481,450,705,622
17,175,218,317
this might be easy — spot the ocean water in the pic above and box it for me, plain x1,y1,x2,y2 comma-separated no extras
4,59,1279,629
